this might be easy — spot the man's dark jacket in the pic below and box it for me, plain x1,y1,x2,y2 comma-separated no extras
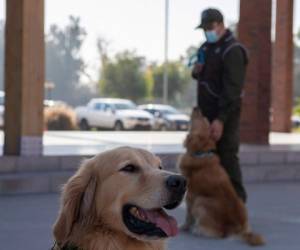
192,29,248,123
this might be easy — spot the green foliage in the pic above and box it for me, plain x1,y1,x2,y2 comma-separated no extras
46,16,93,105
100,50,148,102
294,28,300,101
151,61,191,104
144,68,154,99
293,98,300,116
98,46,194,105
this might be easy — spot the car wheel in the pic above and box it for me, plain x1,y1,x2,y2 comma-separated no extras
114,121,124,131
79,119,90,131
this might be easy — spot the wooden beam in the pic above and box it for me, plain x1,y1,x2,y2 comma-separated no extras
239,0,272,144
271,0,294,132
4,0,44,155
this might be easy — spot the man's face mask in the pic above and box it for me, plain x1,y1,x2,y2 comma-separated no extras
204,30,219,43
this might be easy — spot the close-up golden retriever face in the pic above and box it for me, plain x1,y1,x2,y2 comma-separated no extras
53,147,186,248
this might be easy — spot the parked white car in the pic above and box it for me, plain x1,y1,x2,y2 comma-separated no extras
75,98,155,130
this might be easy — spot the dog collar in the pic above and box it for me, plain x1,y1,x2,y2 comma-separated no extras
191,150,216,158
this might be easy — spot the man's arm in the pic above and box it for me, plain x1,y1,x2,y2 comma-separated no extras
191,63,203,79
217,46,247,123
191,46,206,80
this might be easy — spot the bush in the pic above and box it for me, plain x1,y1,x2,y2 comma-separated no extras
44,105,77,130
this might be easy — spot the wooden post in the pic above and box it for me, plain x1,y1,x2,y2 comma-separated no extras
4,0,44,155
239,0,272,144
271,0,294,132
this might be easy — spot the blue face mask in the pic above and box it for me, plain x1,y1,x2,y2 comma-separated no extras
204,30,219,43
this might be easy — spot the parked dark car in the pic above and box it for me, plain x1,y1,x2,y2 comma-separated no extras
138,104,190,131
292,115,300,128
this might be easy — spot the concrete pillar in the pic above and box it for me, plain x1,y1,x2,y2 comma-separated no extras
239,0,272,144
4,0,44,155
271,0,294,132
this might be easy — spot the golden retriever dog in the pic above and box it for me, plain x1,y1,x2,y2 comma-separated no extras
178,107,264,246
53,146,186,250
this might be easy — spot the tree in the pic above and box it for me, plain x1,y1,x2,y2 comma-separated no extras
46,16,93,105
100,50,148,102
97,37,110,69
151,60,191,105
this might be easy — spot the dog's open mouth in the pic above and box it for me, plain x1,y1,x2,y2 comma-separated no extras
122,203,180,238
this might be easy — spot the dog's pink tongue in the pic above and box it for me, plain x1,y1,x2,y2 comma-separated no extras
144,209,178,237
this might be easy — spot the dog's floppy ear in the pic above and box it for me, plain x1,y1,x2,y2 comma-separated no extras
53,159,97,246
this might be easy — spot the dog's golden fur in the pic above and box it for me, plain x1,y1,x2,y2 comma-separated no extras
53,147,184,250
179,108,265,246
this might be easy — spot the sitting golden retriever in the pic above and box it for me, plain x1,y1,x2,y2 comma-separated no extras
179,108,264,246
52,146,186,250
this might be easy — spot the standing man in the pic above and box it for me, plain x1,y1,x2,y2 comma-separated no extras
192,8,248,202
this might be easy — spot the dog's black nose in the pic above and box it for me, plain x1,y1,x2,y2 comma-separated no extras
166,175,186,194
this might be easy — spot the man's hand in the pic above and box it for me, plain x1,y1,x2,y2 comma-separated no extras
192,63,204,77
210,119,224,141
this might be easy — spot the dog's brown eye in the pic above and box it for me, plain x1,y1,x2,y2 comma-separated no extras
158,166,163,170
120,164,138,173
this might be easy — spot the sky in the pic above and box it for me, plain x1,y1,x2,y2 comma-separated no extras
0,0,300,80
47,0,240,64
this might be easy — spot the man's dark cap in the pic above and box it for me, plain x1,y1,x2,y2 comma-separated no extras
196,8,224,29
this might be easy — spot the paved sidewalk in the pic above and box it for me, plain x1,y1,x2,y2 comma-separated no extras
0,182,299,250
